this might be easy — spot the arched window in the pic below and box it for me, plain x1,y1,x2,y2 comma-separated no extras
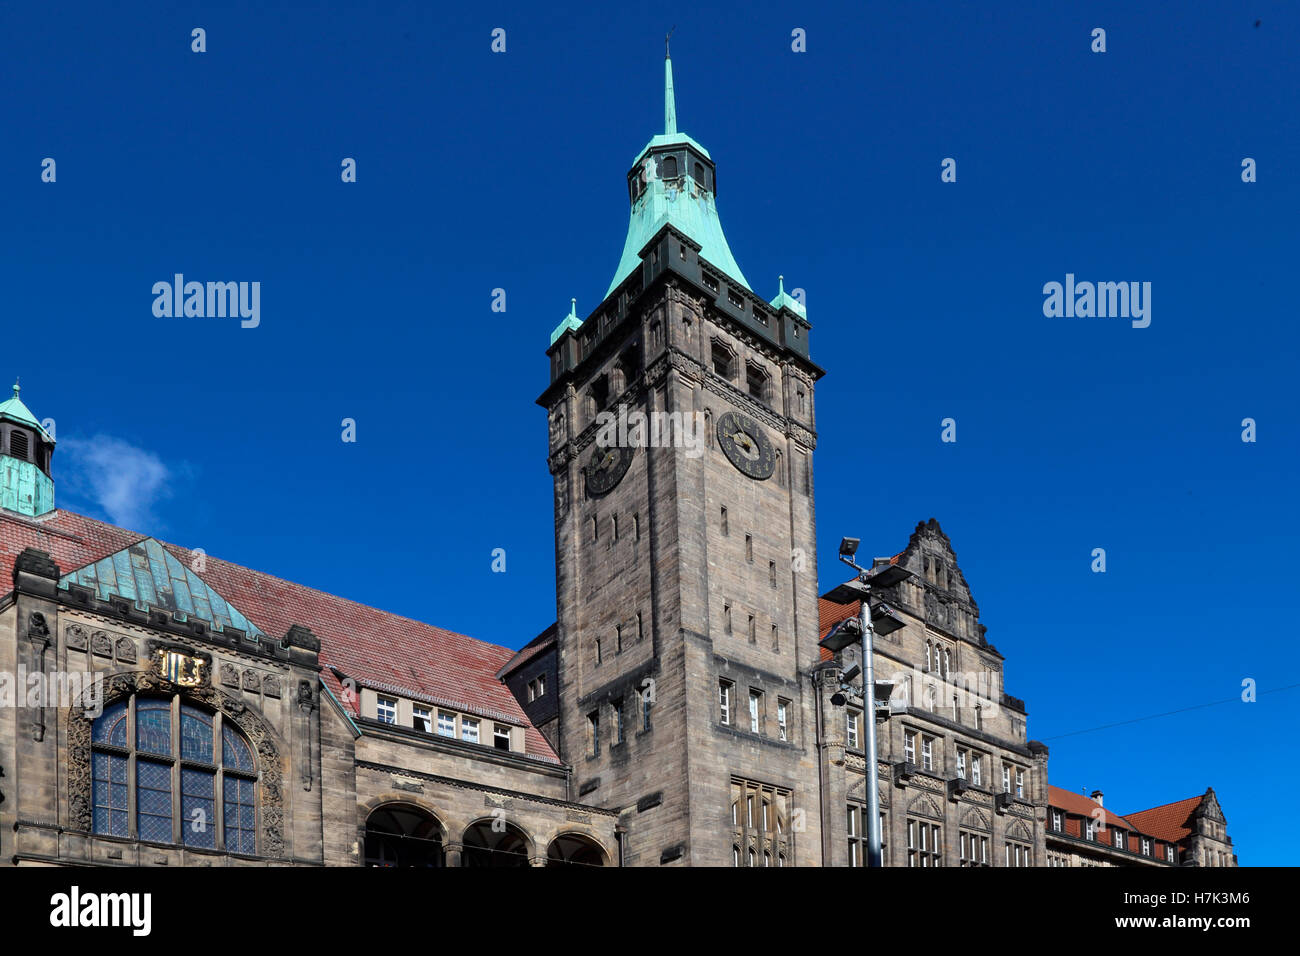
364,805,445,867
547,833,607,867
462,819,530,867
693,162,705,185
661,155,678,178
92,695,257,853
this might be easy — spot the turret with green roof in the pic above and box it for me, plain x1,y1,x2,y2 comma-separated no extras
0,380,56,517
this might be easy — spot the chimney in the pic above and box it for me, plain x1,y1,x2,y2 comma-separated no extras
1090,790,1104,806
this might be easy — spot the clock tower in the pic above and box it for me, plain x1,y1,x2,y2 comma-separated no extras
537,46,825,866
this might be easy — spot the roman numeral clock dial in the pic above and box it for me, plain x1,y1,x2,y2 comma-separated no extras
717,411,776,480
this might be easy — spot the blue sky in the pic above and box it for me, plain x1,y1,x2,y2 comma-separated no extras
2,1,1295,864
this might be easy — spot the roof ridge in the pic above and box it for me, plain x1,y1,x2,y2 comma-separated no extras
1124,794,1203,818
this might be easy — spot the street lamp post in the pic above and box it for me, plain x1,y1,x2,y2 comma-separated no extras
821,536,912,868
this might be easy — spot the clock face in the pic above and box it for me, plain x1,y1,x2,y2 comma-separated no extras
584,443,634,496
716,411,776,480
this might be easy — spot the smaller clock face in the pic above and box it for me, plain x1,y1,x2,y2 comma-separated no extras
584,443,634,496
716,411,776,480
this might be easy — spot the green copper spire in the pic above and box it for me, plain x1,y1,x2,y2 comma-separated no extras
0,379,53,440
603,43,751,299
664,31,677,135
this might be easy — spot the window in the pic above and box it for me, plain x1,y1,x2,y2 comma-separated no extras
376,696,397,724
959,831,990,867
777,699,788,741
460,718,479,744
719,680,733,725
641,686,652,731
591,515,598,541
711,341,735,379
846,711,860,749
616,624,623,653
956,748,967,779
771,623,779,651
730,778,791,867
634,513,641,540
921,734,934,771
412,705,430,733
537,674,546,698
720,506,729,535
1142,837,1151,856
637,612,644,642
1114,829,1125,849
1002,764,1011,794
91,696,257,854
769,560,777,588
661,155,678,178
436,711,455,737
1084,818,1097,840
1015,768,1025,799
587,712,600,757
693,161,704,184
971,753,982,786
747,614,756,644
493,725,511,751
904,731,916,765
1005,842,1031,867
925,641,932,672
1166,844,1176,863
595,637,602,665
745,534,753,562
612,515,619,540
1051,809,1063,832
724,603,732,634
609,701,624,744
526,680,536,702
848,805,862,866
748,690,762,733
907,819,941,867
746,362,768,400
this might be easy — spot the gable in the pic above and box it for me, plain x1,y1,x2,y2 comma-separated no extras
59,537,266,639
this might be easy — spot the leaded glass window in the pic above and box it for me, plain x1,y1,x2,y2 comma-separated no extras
90,694,258,854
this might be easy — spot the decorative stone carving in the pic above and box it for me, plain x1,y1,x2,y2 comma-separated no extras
907,793,944,820
220,663,240,688
115,636,136,663
66,670,287,857
242,669,260,692
961,807,992,832
91,631,112,658
262,675,281,698
66,624,88,651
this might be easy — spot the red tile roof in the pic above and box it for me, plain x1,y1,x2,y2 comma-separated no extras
1,508,558,763
1122,795,1204,845
1047,785,1145,836
818,595,860,662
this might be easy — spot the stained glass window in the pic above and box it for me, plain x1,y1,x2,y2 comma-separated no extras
135,698,171,756
222,725,254,773
137,759,172,842
92,752,128,836
90,694,258,855
224,776,256,855
180,705,213,763
93,700,128,747
182,768,216,849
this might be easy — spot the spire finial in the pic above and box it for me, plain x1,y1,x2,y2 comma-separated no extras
664,27,677,135
11,378,18,400
570,297,577,318
778,275,785,296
